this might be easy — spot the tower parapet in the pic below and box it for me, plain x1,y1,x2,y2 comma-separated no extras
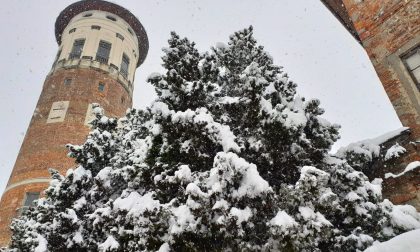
0,0,148,246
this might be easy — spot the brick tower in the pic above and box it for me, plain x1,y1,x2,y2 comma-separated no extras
321,1,419,208
0,0,148,246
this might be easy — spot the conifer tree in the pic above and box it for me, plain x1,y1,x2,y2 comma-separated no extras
7,27,420,252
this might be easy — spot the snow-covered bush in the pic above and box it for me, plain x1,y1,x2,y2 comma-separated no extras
334,128,409,176
384,143,406,161
7,27,420,252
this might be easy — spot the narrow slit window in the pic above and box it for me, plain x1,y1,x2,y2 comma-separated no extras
116,33,124,41
69,39,85,59
69,28,76,34
64,78,72,86
98,83,105,92
120,53,130,78
127,28,134,35
402,46,420,90
95,40,111,64
91,25,101,30
106,15,117,21
83,13,92,17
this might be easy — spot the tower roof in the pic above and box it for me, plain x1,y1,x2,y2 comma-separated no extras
55,0,149,66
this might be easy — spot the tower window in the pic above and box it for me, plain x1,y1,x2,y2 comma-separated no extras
23,192,40,207
91,25,101,30
121,96,125,104
127,28,134,35
19,192,40,215
64,78,72,86
106,15,117,21
69,28,76,34
120,53,130,78
83,13,92,17
116,33,124,41
95,40,111,64
98,83,105,92
69,39,85,59
402,45,420,90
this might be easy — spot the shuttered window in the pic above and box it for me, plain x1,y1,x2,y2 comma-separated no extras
69,39,85,59
120,53,130,78
96,40,111,64
47,101,69,123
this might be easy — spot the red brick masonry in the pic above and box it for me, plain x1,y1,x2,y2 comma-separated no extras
339,0,420,209
0,67,132,246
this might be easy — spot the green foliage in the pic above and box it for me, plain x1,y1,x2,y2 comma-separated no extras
7,27,419,252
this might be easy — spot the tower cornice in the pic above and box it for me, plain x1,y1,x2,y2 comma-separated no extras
55,0,148,66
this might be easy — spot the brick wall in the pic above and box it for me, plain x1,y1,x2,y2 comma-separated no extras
365,130,420,209
340,0,420,208
0,67,132,246
342,0,420,138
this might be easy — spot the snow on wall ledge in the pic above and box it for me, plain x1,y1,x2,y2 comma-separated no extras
335,127,410,159
385,161,420,179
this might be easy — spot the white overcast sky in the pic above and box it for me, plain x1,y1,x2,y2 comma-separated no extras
0,0,401,193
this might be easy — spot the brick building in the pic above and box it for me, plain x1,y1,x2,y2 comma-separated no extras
0,0,148,246
322,0,419,208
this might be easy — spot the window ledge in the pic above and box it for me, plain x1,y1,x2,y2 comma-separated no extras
50,58,133,95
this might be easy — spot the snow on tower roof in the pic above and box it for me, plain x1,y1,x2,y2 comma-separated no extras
55,0,149,66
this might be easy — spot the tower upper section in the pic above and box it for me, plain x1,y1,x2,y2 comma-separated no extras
52,0,149,94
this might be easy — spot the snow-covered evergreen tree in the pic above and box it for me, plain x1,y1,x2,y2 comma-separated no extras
7,27,420,252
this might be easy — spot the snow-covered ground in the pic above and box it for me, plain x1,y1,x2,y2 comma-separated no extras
364,229,420,252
